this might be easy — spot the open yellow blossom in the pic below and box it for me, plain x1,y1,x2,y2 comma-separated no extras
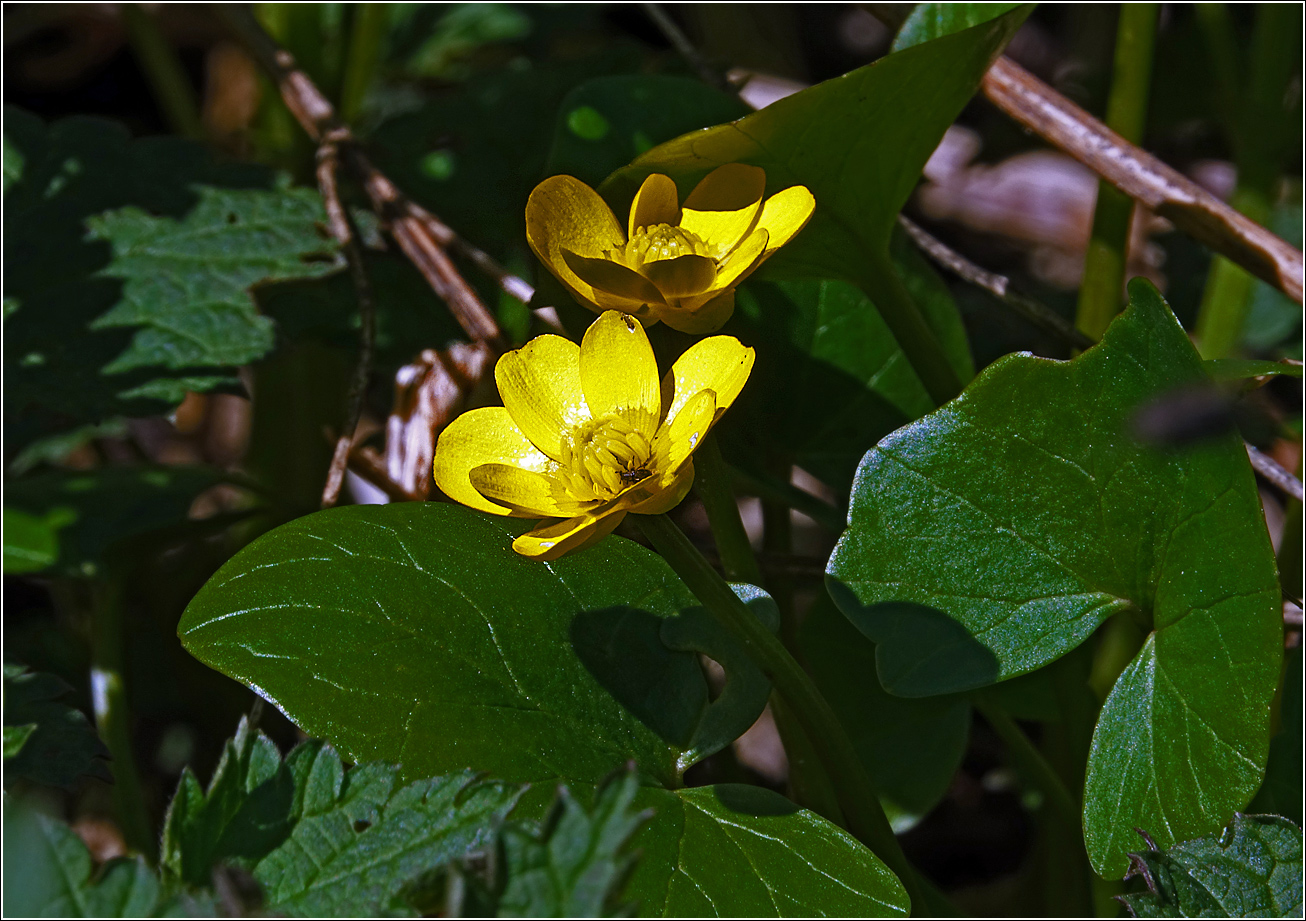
434,310,754,561
526,164,815,334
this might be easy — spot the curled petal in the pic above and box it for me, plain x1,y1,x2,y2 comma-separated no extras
580,311,661,436
526,175,626,307
701,227,768,293
628,173,681,237
756,185,816,257
433,407,555,517
562,250,665,306
624,459,696,514
662,335,755,427
658,288,734,335
469,463,596,517
513,511,627,561
640,253,717,300
658,389,716,473
683,163,767,212
680,199,763,258
495,335,588,461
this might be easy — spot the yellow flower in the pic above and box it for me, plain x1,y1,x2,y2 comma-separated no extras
434,310,754,561
526,164,815,334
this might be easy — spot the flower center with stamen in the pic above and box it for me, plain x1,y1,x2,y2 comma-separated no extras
617,223,716,270
557,414,655,500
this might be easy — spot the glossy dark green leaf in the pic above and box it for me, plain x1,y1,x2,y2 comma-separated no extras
1118,815,1303,918
3,466,233,578
601,8,1029,287
891,3,1027,52
546,75,750,188
723,233,972,494
2,663,111,789
2,108,335,460
828,281,1282,876
623,784,909,917
3,795,212,917
496,768,650,917
799,595,968,831
179,503,767,788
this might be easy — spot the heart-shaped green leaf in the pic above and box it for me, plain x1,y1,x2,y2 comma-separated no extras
601,8,1030,287
624,784,909,917
179,503,767,789
828,281,1281,876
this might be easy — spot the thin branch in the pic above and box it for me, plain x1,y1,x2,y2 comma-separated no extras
981,57,1303,305
319,138,377,508
347,445,427,503
1247,443,1305,502
899,215,1096,352
642,3,731,91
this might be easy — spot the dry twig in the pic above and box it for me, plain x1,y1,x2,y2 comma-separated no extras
1247,443,1305,502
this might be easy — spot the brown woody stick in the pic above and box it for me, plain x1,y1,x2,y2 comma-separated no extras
982,57,1303,304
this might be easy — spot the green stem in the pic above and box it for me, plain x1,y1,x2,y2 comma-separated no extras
973,699,1080,838
121,4,204,141
1075,3,1159,341
635,514,927,912
862,253,963,406
693,434,763,585
90,575,156,861
339,3,390,124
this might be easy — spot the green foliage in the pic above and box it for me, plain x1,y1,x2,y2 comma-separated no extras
2,794,212,917
623,785,909,917
493,768,650,917
602,8,1029,288
1118,815,1303,918
2,663,111,790
2,108,338,463
3,466,235,578
890,3,1027,52
1252,646,1304,826
162,717,524,915
828,280,1283,877
178,503,769,788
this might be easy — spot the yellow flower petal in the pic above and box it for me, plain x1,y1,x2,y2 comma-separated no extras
658,389,716,472
683,163,767,212
495,335,589,461
469,463,596,517
579,311,661,434
628,173,681,238
756,185,816,257
513,511,626,561
662,335,756,426
701,227,769,292
640,253,718,300
562,249,665,306
625,459,696,514
526,175,627,307
661,288,735,335
679,200,763,258
433,407,556,517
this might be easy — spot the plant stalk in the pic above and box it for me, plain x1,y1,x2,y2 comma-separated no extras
693,434,763,586
973,699,1080,838
862,252,964,405
1074,3,1159,341
339,3,390,124
121,4,204,141
635,513,926,912
90,575,156,860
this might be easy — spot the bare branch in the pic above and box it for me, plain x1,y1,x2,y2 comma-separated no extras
898,215,1097,352
347,445,426,503
982,57,1303,304
642,3,731,91
1247,443,1305,502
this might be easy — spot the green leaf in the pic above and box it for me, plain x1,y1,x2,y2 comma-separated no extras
799,595,968,832
828,281,1282,876
1243,202,1303,353
2,107,335,461
3,663,111,789
723,233,972,494
496,768,650,917
891,3,1027,52
3,794,212,917
601,8,1029,287
1118,815,1303,918
623,784,909,917
179,503,767,788
161,717,524,915
1251,646,1303,826
1203,358,1303,380
546,75,750,188
3,466,234,578
3,507,62,574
